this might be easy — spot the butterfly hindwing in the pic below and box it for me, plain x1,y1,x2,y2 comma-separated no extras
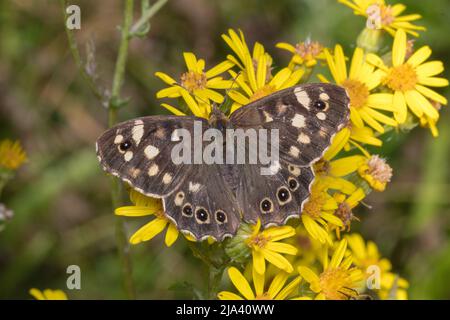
237,161,315,226
163,165,241,241
229,83,350,166
96,115,207,197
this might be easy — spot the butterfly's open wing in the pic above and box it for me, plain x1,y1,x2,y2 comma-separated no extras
96,115,205,197
229,83,350,166
229,83,349,227
163,164,241,241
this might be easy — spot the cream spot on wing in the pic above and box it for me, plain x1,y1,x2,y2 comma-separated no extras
162,173,173,184
294,88,310,109
276,103,288,115
291,114,306,128
124,151,133,162
289,146,300,158
174,192,184,206
148,164,159,176
129,167,141,178
263,111,273,123
289,165,301,176
114,135,124,144
189,182,201,193
134,119,144,125
155,127,166,139
97,155,102,162
319,128,328,138
144,145,159,160
317,112,327,120
297,132,311,144
319,92,330,101
132,124,144,145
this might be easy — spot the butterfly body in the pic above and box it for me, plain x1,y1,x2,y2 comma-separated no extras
96,83,350,241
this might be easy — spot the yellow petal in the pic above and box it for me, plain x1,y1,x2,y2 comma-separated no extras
252,267,265,297
329,239,348,269
205,60,235,78
256,53,267,89
393,90,407,123
349,47,364,79
218,291,244,300
329,155,365,176
415,85,447,105
392,29,407,67
29,288,45,300
297,266,319,283
228,267,255,300
164,223,179,247
405,90,439,119
183,52,198,71
253,249,266,275
334,45,348,83
261,248,294,273
417,77,449,87
269,68,291,88
416,61,444,78
366,53,388,70
160,103,186,116
275,276,301,300
130,218,168,244
154,71,177,85
264,226,296,241
407,46,432,67
366,93,395,111
265,242,298,255
115,206,160,217
156,86,181,99
267,272,289,299
276,42,296,53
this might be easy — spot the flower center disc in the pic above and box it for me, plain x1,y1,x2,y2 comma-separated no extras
341,79,369,109
180,70,207,92
384,64,418,92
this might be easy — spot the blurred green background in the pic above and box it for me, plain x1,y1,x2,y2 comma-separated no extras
0,0,449,299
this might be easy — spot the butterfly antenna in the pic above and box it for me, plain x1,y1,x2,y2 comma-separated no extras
220,70,242,110
171,82,211,106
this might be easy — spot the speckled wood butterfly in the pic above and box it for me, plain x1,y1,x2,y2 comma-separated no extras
96,83,350,241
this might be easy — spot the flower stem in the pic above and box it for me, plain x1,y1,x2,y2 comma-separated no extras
109,0,135,300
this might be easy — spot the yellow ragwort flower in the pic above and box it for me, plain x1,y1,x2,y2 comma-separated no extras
244,219,298,275
222,29,304,113
298,239,363,300
115,190,179,247
321,45,397,134
346,233,409,299
29,288,68,300
338,0,425,37
218,267,303,300
366,29,448,124
301,184,343,245
276,39,326,68
0,139,27,170
357,154,392,192
155,52,234,118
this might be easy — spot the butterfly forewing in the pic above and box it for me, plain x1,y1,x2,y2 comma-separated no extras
96,115,207,197
229,83,350,166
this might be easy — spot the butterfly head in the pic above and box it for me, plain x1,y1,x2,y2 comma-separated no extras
208,105,230,131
